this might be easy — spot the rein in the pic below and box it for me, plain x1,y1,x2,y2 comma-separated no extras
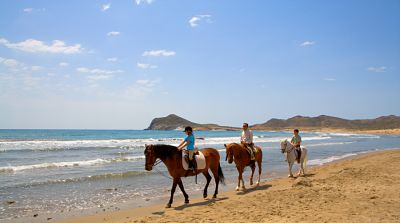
152,158,172,180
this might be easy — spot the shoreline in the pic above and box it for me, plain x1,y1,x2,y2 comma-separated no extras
54,148,400,223
259,128,400,136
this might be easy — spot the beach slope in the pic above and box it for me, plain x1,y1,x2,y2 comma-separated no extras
60,149,400,223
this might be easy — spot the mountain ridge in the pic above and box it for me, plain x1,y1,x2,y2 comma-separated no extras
145,114,400,131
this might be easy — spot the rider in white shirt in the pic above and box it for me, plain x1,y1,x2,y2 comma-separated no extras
240,123,255,160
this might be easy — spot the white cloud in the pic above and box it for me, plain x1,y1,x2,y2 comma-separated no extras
121,78,160,98
23,8,33,13
107,57,118,62
87,74,113,81
300,41,315,47
0,38,82,54
0,57,20,67
142,50,176,57
189,15,212,27
137,63,157,69
31,66,42,71
76,67,123,75
135,0,154,5
367,66,386,73
323,78,336,81
59,62,69,67
101,4,111,12
107,31,120,36
23,8,45,13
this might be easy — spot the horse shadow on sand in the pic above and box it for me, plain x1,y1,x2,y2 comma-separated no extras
172,197,229,211
290,173,316,179
236,184,272,195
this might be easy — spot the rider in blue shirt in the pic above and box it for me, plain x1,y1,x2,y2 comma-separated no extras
177,126,196,170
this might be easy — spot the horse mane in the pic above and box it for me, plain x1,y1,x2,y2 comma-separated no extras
152,144,180,159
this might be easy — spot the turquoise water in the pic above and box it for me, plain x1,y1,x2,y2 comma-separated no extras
0,129,399,221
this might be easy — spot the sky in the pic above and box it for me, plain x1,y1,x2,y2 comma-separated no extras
0,0,399,129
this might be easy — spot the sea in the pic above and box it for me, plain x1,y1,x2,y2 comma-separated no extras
0,129,399,222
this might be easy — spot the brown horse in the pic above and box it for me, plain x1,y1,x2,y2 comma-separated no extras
224,143,262,191
144,144,225,208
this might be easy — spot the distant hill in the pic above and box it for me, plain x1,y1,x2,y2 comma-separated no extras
145,114,239,131
145,114,400,132
251,115,400,131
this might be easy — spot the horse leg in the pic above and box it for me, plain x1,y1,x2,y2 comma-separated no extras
256,158,262,186
239,167,246,190
249,163,255,186
236,166,243,191
288,162,294,178
166,178,178,208
177,178,189,204
202,171,212,199
210,164,220,198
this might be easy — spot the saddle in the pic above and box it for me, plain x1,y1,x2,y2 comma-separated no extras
182,150,206,171
241,143,257,160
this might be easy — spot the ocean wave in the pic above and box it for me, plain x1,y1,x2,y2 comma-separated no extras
4,170,150,189
308,153,358,166
326,133,380,139
306,141,355,147
0,156,144,173
0,135,331,152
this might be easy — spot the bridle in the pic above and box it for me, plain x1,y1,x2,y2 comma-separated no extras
281,140,294,154
145,145,161,170
225,145,233,163
144,144,172,179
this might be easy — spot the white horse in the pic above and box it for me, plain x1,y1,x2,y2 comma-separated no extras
280,139,308,177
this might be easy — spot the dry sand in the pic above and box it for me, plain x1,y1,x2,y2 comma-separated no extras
58,149,400,223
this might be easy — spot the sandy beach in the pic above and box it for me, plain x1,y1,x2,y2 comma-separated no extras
56,149,400,223
288,128,400,136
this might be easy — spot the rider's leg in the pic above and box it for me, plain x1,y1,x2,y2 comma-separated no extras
188,150,194,169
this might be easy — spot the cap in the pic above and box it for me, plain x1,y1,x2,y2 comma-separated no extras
184,126,193,132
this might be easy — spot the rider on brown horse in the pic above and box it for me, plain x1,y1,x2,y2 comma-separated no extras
241,123,255,160
291,129,302,163
177,126,197,171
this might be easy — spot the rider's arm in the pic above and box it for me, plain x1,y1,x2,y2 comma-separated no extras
177,140,187,150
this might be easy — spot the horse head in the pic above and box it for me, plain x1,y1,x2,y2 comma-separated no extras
144,144,157,171
224,143,234,164
280,139,288,153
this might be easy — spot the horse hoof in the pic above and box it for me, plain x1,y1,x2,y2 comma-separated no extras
165,203,171,208
203,194,207,199
212,195,217,199
185,199,189,204
288,175,294,178
235,186,240,191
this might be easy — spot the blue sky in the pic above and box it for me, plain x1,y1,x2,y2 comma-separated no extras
0,0,399,129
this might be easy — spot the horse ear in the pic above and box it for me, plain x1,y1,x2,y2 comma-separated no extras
224,144,227,148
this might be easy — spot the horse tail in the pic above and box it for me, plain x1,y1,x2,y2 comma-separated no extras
218,163,225,185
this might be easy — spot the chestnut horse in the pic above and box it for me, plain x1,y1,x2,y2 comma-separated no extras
224,143,262,191
144,144,225,208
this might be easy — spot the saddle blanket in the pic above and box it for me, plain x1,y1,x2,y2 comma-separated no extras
182,150,206,170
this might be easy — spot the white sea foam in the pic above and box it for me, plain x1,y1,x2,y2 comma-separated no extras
326,133,380,139
306,141,355,147
0,135,332,151
308,153,358,166
0,155,144,173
